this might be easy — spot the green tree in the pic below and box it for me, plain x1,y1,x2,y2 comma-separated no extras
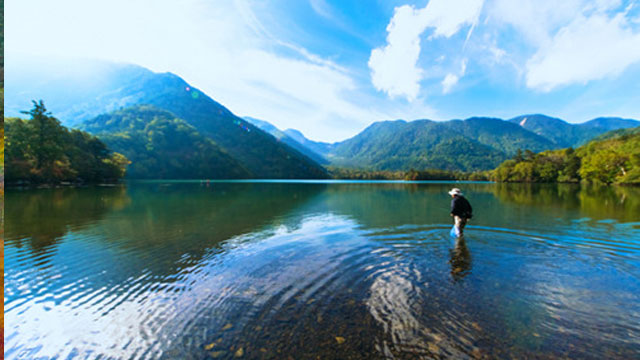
579,149,627,184
491,127,640,184
20,101,70,180
513,149,524,162
5,101,129,185
513,161,535,182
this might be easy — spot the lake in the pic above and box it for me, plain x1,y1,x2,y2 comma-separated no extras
4,181,640,359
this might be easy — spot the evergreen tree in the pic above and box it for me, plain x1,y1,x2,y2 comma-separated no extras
5,101,129,184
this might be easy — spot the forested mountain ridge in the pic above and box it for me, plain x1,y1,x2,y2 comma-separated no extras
327,117,555,171
243,117,329,165
81,105,252,179
581,117,640,130
508,114,640,147
7,60,329,179
96,71,328,179
244,115,639,173
7,59,639,176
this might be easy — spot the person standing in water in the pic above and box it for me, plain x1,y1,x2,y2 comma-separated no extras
449,188,472,236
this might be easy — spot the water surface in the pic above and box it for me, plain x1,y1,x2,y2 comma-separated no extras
4,182,640,359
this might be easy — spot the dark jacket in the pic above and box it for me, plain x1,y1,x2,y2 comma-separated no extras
451,195,473,218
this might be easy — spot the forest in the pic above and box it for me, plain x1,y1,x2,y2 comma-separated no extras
329,167,490,181
4,101,129,185
81,105,252,179
491,128,640,185
5,100,639,186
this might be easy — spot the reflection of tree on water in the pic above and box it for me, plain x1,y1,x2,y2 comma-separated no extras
449,237,472,282
492,183,640,222
4,187,130,254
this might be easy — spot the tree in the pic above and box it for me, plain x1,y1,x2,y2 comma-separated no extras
513,161,535,182
20,100,71,180
524,149,535,161
513,149,524,162
579,149,627,184
5,101,129,184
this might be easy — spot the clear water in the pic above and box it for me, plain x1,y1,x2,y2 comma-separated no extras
4,181,640,359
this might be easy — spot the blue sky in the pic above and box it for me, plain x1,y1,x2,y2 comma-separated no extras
6,0,640,141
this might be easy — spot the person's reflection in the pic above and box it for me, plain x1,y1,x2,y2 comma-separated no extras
449,237,472,282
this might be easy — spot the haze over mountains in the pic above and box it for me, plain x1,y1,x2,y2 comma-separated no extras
6,59,328,179
6,59,640,175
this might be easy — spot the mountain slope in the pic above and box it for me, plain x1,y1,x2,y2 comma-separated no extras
329,118,555,171
509,114,640,147
81,105,251,179
118,71,327,178
7,59,328,179
243,117,328,164
579,117,640,131
283,129,334,158
508,114,577,147
5,59,158,126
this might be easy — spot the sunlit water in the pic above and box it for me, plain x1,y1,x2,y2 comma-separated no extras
4,181,640,359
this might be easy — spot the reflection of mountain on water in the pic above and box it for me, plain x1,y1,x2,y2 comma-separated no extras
314,182,639,232
87,182,325,275
318,183,457,229
5,182,324,275
303,183,498,230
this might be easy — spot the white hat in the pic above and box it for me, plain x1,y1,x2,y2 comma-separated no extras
448,188,463,196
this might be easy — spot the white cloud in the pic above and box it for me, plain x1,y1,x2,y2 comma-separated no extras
488,0,586,45
441,74,460,94
368,0,484,101
487,0,640,91
4,0,389,142
309,0,333,19
441,59,468,94
526,11,640,91
368,6,426,102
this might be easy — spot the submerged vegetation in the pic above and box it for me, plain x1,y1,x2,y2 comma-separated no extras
492,128,640,185
4,101,129,185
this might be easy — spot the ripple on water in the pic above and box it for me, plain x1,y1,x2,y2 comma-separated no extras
4,213,640,359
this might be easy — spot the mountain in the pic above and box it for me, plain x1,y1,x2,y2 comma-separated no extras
81,105,251,179
6,59,328,179
248,114,634,173
328,118,556,171
5,59,158,126
283,129,334,158
508,114,577,147
9,58,638,175
509,114,640,147
243,117,328,164
592,125,640,141
580,117,640,131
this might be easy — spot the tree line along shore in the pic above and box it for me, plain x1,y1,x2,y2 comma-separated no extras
3,102,639,186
